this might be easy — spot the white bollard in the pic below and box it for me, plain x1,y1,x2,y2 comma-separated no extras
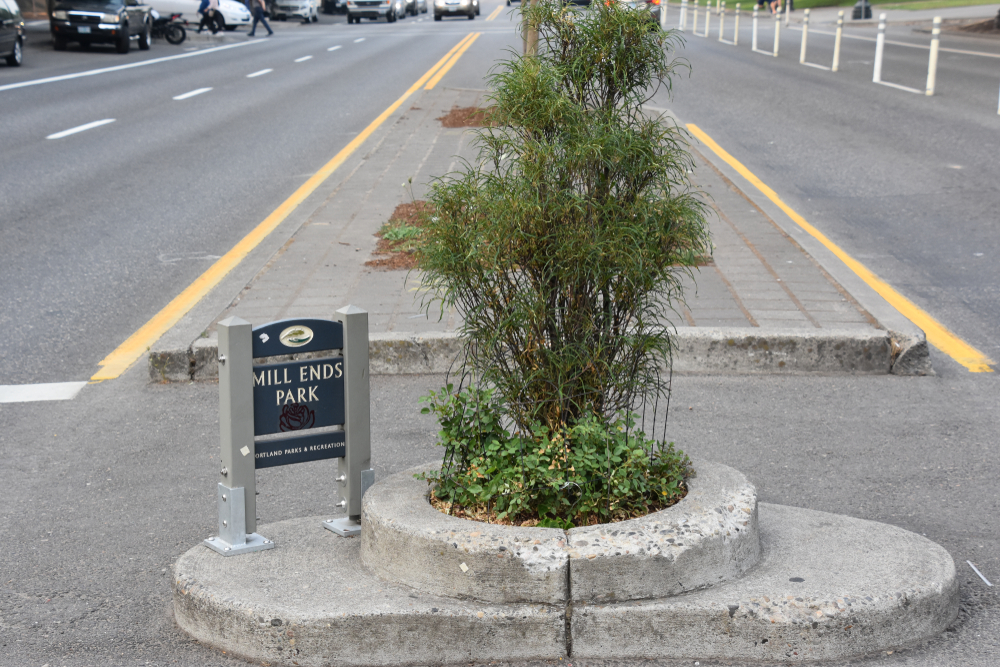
680,0,688,30
832,10,843,72
800,8,809,64
661,0,668,30
719,1,726,40
773,9,780,56
752,6,758,51
716,0,720,14
873,12,886,83
693,0,700,34
704,4,711,37
734,4,740,45
784,0,789,26
925,16,941,95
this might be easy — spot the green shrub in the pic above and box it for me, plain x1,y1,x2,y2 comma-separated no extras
418,385,692,527
416,0,707,523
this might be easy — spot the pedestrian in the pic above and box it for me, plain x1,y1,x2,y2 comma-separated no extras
248,0,273,36
197,0,222,33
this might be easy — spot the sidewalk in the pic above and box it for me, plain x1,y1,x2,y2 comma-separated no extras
148,84,931,380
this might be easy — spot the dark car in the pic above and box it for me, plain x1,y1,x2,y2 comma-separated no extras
50,0,152,53
0,0,25,66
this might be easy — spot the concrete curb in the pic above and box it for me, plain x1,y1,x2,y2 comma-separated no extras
148,327,914,382
681,141,934,376
172,501,959,665
572,502,959,663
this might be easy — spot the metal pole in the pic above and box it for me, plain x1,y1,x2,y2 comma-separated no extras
799,7,809,64
205,317,274,556
752,5,758,51
832,10,843,71
718,0,725,40
337,305,371,522
734,3,740,45
873,12,886,83
925,16,940,96
680,0,688,30
773,9,779,56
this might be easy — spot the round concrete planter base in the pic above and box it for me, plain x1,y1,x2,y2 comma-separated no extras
172,462,959,666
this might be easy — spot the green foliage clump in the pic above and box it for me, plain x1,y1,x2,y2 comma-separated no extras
418,385,692,527
418,0,709,434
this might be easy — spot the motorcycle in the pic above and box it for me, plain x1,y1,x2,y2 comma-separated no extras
150,9,187,45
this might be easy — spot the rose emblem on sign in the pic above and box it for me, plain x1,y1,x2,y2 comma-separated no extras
279,403,316,432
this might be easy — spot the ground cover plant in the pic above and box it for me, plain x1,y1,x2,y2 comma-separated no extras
416,0,709,527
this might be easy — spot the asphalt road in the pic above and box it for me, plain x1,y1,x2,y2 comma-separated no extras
655,12,1000,372
1,4,999,667
0,10,513,385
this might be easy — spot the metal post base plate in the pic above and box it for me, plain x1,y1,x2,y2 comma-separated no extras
323,517,361,537
204,533,276,556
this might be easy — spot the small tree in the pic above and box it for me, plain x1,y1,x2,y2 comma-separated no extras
417,0,709,525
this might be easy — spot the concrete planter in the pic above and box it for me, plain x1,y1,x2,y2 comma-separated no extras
360,460,760,604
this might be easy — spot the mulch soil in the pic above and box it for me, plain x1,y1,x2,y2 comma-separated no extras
437,106,497,128
364,200,434,271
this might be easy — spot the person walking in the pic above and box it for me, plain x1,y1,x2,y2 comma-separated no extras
248,0,273,36
197,0,222,33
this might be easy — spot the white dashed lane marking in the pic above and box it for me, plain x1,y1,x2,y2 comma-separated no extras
247,68,273,77
328,45,342,51
0,382,88,403
354,37,365,42
295,55,313,62
46,119,116,139
173,87,213,100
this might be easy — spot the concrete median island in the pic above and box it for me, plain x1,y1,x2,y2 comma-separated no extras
172,461,959,665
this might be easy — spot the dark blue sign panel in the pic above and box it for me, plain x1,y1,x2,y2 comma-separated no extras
254,430,346,469
252,358,345,436
251,318,343,359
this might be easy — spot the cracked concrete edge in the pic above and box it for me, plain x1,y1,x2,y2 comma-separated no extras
148,327,908,383
674,118,933,376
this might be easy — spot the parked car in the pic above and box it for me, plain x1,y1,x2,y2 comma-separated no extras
50,0,153,53
432,0,477,20
145,0,251,30
0,0,25,66
272,0,319,22
321,0,346,13
414,0,426,12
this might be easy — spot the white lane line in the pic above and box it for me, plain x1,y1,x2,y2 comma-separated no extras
354,37,365,42
0,381,88,403
295,55,313,62
968,561,993,587
247,68,273,77
173,87,213,100
0,41,264,94
46,119,115,140
328,45,342,51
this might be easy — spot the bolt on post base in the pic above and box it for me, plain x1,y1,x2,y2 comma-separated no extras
204,532,275,556
323,517,362,537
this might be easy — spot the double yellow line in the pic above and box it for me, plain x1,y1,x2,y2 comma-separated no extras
92,33,481,381
688,123,994,374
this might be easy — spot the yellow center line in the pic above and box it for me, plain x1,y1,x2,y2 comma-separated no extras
687,123,994,373
91,34,478,382
425,32,480,90
485,4,503,20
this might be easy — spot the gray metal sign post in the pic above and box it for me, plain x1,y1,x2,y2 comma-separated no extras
205,316,274,556
204,306,373,556
323,305,373,537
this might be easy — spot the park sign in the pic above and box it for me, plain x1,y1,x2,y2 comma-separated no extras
204,306,374,557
